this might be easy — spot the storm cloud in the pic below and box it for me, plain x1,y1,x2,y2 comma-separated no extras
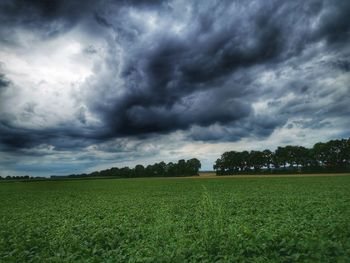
0,0,349,175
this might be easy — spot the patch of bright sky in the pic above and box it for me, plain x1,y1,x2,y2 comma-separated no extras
0,27,95,128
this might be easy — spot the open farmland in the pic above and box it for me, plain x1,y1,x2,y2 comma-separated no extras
1,175,350,262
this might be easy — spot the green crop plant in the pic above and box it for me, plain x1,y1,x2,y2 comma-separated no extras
0,175,350,262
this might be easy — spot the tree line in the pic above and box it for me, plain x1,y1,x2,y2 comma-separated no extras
2,137,350,180
214,138,350,175
50,158,201,179
0,175,46,181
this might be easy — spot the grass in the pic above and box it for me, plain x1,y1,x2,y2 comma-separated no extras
1,175,350,262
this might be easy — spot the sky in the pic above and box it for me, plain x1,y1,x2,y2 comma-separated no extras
0,0,349,176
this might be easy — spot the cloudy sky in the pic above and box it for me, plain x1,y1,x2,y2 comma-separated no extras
0,0,349,176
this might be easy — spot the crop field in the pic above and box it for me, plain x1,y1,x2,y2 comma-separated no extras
1,175,350,262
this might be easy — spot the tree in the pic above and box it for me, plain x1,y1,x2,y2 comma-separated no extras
263,149,273,169
274,147,288,168
213,158,225,175
312,142,328,167
153,162,166,176
248,151,265,172
293,146,309,168
166,162,177,177
214,137,350,175
177,159,187,176
238,151,250,171
145,165,155,177
135,164,145,177
186,158,201,176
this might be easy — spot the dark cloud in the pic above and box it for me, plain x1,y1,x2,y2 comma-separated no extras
0,0,97,24
188,114,285,142
94,12,113,28
0,73,10,89
92,0,348,141
0,0,167,39
0,0,85,39
0,0,349,157
329,59,350,72
315,1,350,43
0,116,103,152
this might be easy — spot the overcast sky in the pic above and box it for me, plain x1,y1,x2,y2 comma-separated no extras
0,0,349,176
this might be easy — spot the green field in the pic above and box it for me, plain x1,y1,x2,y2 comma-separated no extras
1,175,350,262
